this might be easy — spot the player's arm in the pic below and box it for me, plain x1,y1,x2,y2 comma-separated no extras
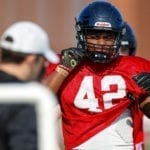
44,47,85,93
139,96,150,118
132,72,150,118
43,67,68,93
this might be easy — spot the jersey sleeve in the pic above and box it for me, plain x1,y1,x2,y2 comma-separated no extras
119,56,150,103
44,63,58,77
44,54,61,78
131,57,150,102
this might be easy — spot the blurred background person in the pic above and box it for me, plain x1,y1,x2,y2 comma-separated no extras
120,22,137,56
0,21,60,150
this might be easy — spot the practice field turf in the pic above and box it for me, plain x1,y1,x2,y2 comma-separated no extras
145,132,150,150
145,143,150,150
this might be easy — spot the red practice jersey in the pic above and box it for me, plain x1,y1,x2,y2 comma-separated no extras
45,56,150,150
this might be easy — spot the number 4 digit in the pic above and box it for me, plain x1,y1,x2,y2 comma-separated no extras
74,76,102,112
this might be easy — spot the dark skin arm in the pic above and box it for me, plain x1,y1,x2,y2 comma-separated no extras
132,72,150,118
140,96,150,118
43,65,69,94
42,66,68,149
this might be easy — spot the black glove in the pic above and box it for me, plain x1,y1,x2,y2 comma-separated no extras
127,72,150,102
132,72,150,95
131,73,150,118
61,47,85,71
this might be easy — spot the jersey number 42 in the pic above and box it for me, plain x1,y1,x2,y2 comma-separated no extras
74,75,126,112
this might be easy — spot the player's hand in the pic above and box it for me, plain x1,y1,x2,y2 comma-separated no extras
126,72,150,102
132,72,150,118
132,72,150,95
60,47,85,71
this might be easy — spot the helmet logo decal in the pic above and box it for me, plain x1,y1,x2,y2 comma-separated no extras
94,22,112,27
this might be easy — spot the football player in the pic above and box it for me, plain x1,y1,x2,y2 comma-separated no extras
44,1,150,150
120,22,137,56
